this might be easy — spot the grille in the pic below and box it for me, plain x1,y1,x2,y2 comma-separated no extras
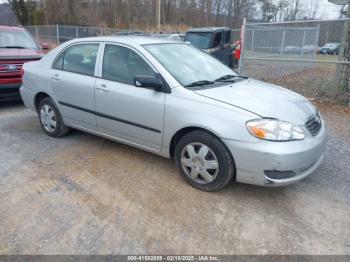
305,112,322,136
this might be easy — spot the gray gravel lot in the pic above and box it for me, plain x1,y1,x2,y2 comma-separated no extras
0,101,349,255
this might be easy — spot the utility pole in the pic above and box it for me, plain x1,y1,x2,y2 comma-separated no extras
156,0,161,32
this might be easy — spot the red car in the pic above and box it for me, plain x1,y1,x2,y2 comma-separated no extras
0,26,46,101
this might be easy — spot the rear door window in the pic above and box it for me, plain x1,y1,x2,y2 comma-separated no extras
53,43,99,76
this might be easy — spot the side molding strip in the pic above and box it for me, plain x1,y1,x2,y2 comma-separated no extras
58,101,162,134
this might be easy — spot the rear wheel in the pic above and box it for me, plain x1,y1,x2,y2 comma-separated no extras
174,130,235,191
38,97,69,137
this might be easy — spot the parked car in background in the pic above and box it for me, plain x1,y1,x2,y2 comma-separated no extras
320,43,340,55
0,25,47,101
20,36,327,191
152,33,184,41
282,46,301,54
185,27,235,67
302,45,319,54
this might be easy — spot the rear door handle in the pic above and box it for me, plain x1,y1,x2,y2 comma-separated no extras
96,84,110,92
51,74,60,81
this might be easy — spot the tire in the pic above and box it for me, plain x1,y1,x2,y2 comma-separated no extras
38,97,69,137
174,130,235,192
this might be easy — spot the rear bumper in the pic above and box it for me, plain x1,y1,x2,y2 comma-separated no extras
223,124,328,187
0,83,22,101
19,85,36,111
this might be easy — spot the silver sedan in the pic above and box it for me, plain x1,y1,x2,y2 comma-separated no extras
20,36,327,191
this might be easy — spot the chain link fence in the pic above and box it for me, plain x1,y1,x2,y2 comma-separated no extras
240,19,350,105
26,22,349,105
25,25,132,46
26,25,240,46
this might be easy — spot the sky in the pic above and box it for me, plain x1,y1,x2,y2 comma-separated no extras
314,0,345,19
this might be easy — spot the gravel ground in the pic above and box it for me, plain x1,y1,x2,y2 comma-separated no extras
0,101,349,255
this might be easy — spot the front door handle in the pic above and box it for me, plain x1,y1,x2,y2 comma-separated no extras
96,84,110,92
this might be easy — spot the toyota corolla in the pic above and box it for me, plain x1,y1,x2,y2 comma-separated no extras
20,36,327,191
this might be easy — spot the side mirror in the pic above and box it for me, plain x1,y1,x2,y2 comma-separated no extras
134,75,163,91
40,42,50,50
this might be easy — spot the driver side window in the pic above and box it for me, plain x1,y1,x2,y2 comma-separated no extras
102,44,156,85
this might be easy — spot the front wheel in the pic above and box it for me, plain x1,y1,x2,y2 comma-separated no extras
174,130,235,191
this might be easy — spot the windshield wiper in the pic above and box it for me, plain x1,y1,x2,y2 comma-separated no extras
0,46,27,49
185,80,215,87
215,74,248,82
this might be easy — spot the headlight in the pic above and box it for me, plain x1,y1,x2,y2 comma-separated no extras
246,119,305,141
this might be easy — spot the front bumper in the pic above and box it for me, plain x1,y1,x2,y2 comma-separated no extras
223,124,327,186
0,83,22,101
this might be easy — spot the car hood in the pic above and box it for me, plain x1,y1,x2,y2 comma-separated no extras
194,78,316,125
0,48,43,60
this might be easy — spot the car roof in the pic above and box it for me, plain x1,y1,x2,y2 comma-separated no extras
187,27,231,33
70,35,184,46
0,25,26,32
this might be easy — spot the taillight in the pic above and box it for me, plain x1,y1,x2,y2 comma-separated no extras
21,67,25,77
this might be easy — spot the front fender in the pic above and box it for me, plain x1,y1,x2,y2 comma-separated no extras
161,88,260,157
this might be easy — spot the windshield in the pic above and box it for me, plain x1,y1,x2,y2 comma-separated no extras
0,30,39,49
185,32,212,49
144,43,238,87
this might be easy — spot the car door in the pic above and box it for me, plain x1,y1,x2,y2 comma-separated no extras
51,43,101,130
95,43,165,151
222,30,232,66
211,31,223,61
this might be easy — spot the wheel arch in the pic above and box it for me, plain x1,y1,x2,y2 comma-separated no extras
169,126,224,158
169,126,237,184
34,92,51,112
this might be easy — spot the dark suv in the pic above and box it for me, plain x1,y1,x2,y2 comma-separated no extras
320,43,341,55
185,27,235,67
0,26,45,101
